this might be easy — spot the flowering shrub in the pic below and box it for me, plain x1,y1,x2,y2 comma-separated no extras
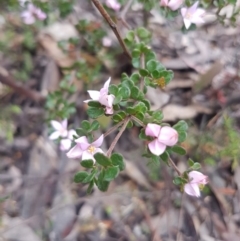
12,0,240,197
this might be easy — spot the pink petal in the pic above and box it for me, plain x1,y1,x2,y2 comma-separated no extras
49,131,60,140
68,130,77,140
103,77,111,90
51,120,62,131
107,94,115,106
92,134,104,147
75,136,90,150
158,126,178,146
183,18,192,29
99,94,115,107
168,0,183,11
148,139,166,156
160,0,169,7
189,171,208,185
105,106,114,115
60,139,72,151
66,144,83,159
188,1,199,15
61,119,68,130
36,9,47,20
145,123,161,138
82,150,94,161
184,183,200,197
181,7,187,17
102,37,112,47
87,90,100,101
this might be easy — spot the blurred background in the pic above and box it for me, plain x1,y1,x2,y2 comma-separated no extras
1,0,240,240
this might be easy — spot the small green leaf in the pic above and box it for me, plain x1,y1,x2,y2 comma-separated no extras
74,171,89,183
81,120,91,130
178,131,187,143
152,111,164,121
76,128,86,136
127,120,133,128
173,176,183,185
192,162,201,170
130,73,140,83
90,120,100,131
188,158,195,167
113,95,122,105
152,70,161,79
87,107,104,119
173,120,188,132
109,85,118,95
81,159,94,168
132,49,141,58
94,153,112,166
126,107,136,115
146,59,158,72
133,102,147,113
131,86,140,99
111,153,125,171
141,99,150,110
171,145,186,155
136,27,151,39
132,58,140,68
82,169,97,183
87,101,102,108
160,151,169,162
118,86,130,99
139,128,148,140
139,69,149,77
104,166,119,181
96,170,110,192
125,30,135,42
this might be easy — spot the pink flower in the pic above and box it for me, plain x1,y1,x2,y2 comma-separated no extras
145,123,178,156
181,1,205,29
106,0,121,11
184,171,208,197
160,0,183,11
84,77,115,115
49,120,76,151
21,3,47,25
66,135,104,161
102,37,112,47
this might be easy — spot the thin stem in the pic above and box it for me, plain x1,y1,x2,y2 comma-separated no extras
168,157,181,176
140,53,145,91
106,116,130,156
131,115,145,127
176,192,185,241
104,119,126,137
91,0,132,60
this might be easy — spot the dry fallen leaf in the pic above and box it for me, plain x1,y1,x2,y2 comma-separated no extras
162,104,212,121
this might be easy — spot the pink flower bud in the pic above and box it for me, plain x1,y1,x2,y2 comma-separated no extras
160,0,183,11
184,171,208,197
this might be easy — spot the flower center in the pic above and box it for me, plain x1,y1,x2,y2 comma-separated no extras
185,12,192,19
87,145,96,154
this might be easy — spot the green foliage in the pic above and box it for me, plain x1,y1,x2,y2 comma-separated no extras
45,75,76,121
220,116,240,169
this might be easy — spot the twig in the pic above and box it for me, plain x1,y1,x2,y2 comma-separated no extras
91,0,132,60
168,157,181,176
140,53,145,91
118,0,133,19
176,192,185,241
131,115,145,127
0,70,45,103
106,116,130,156
104,119,126,137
